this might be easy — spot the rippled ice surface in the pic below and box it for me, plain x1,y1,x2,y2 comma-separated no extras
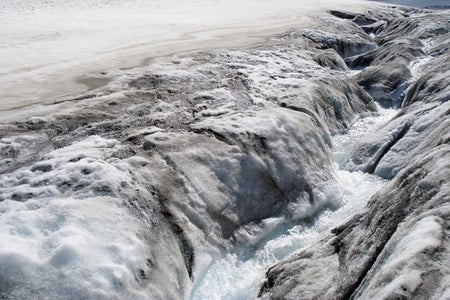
190,107,397,300
0,0,370,110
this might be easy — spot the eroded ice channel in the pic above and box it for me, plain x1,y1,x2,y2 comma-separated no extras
190,106,397,300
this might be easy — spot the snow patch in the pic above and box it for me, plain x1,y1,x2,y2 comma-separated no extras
0,136,154,299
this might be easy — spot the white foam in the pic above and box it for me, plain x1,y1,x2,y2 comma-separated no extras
333,105,397,167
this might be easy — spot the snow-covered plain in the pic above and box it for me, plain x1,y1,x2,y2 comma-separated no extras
0,0,374,110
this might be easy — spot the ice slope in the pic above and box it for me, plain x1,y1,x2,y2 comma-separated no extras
0,0,373,110
259,7,450,300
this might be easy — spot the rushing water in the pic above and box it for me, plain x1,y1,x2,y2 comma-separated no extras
190,106,397,300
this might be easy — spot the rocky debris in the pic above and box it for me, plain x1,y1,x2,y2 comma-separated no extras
259,7,450,300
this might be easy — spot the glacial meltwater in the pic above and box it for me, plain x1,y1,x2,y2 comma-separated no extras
190,106,397,300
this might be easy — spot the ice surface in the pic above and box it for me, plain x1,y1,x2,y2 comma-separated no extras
0,9,384,296
190,170,386,300
357,216,445,299
345,9,450,178
0,136,160,299
0,0,374,110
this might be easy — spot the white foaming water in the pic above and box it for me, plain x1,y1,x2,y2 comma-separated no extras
333,105,398,167
190,108,395,300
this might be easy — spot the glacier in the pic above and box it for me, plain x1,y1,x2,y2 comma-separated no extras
0,3,449,300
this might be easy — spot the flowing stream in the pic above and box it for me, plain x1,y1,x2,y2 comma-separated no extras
190,105,397,300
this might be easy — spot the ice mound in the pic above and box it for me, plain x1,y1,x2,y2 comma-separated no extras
0,136,156,298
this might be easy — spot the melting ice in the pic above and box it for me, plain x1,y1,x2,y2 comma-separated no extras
190,107,395,300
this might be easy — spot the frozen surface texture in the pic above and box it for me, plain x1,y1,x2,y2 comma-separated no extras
0,136,191,299
0,0,372,110
346,8,450,179
259,7,450,300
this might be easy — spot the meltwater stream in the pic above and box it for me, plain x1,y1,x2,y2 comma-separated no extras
190,106,397,300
